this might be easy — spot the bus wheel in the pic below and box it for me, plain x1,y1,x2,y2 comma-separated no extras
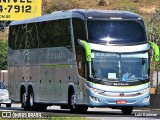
121,107,133,115
69,92,78,112
21,91,28,110
28,88,35,110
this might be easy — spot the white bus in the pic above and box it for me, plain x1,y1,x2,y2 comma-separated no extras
8,9,159,114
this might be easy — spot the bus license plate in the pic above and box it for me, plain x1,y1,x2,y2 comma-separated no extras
116,100,127,104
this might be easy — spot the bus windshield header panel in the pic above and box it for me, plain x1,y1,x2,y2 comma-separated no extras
87,19,147,44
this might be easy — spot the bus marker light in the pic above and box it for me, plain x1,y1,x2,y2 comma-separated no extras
143,96,150,102
90,96,99,102
116,100,127,104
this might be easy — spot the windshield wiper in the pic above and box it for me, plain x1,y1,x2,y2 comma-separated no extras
96,78,119,83
89,77,102,83
127,78,147,83
137,79,147,83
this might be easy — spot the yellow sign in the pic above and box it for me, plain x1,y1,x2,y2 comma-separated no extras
0,0,42,20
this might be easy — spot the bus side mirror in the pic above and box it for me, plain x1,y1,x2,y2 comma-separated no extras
149,41,159,62
78,39,91,62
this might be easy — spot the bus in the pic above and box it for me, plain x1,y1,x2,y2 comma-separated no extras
8,9,159,114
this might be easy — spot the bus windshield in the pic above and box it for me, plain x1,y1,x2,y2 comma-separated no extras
87,20,147,44
91,52,149,82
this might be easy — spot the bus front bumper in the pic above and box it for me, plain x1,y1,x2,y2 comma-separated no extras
88,91,150,107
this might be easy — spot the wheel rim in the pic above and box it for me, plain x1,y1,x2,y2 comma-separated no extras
71,94,76,109
22,92,27,106
30,93,34,107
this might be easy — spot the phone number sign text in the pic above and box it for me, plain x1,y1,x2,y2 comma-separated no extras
0,0,42,20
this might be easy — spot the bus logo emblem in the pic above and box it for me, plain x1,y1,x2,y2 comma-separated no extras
120,93,124,97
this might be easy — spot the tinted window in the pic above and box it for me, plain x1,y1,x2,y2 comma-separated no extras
72,18,87,78
8,19,72,50
26,23,39,49
87,20,147,44
38,19,72,50
9,24,27,50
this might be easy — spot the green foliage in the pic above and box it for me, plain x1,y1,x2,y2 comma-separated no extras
98,0,106,6
0,40,7,70
143,12,160,70
112,7,140,14
46,0,79,14
155,7,160,14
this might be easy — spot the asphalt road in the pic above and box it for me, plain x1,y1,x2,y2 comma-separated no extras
0,104,160,120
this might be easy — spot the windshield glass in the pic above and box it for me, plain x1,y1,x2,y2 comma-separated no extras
121,53,149,81
87,20,147,44
91,51,149,82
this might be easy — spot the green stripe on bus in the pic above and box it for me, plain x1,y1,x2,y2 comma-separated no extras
79,40,91,62
44,64,72,68
149,41,159,62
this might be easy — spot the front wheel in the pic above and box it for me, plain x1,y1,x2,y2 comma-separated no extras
121,107,133,115
69,91,88,113
69,92,78,112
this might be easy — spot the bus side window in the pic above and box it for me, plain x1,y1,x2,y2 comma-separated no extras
37,19,72,51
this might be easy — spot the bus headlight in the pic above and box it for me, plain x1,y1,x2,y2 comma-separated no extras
139,88,150,94
85,84,105,94
143,96,150,102
5,93,9,97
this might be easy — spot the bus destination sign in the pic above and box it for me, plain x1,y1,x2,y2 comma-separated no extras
0,0,42,20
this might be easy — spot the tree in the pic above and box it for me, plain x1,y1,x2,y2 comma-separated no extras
0,40,7,70
98,0,106,6
113,7,140,14
155,8,160,14
42,0,48,14
45,0,79,14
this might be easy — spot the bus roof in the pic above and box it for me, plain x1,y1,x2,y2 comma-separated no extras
10,9,142,26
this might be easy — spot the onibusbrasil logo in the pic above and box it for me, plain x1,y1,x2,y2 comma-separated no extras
1,112,44,118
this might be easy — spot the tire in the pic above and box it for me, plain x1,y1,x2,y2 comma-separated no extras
6,104,11,108
68,91,88,113
28,89,47,111
121,107,133,115
28,88,35,111
69,91,79,112
21,90,28,110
